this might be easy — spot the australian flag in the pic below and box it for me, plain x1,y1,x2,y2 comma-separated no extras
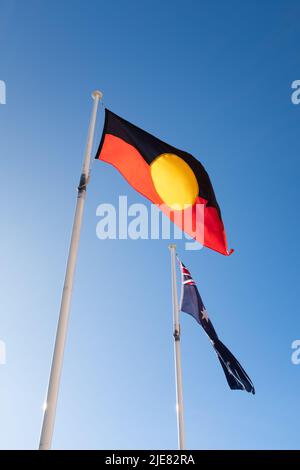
178,258,255,394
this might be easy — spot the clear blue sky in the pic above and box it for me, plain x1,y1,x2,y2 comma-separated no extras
1,0,300,450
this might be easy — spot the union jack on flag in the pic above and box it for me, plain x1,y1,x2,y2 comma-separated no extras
181,265,196,286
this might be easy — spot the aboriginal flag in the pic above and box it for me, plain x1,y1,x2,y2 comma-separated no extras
95,109,233,256
178,258,255,393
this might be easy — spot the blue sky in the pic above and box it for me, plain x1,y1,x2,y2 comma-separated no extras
1,0,300,449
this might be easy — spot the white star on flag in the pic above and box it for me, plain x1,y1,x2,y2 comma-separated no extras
201,308,209,322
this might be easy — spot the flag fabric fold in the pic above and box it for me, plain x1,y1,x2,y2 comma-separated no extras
95,108,233,256
178,257,255,394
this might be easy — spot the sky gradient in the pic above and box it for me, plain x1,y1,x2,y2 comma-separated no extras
1,0,300,449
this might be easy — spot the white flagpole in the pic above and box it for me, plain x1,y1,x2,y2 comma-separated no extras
39,90,103,450
168,244,185,450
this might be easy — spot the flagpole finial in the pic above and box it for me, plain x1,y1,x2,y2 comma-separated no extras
168,244,176,250
92,90,103,100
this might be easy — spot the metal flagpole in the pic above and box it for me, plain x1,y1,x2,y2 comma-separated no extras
39,90,103,450
168,244,185,450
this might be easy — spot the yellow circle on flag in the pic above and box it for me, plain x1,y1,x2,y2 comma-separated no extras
150,153,199,210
